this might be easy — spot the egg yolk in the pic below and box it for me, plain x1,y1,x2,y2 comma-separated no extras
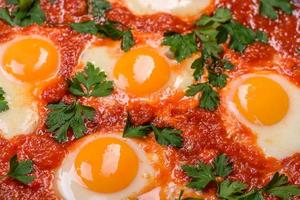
233,76,289,126
75,137,139,193
113,47,171,96
2,37,59,83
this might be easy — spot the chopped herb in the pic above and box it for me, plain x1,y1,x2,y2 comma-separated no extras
121,30,135,52
176,190,203,200
46,102,95,143
123,116,183,148
151,125,183,148
70,21,98,35
259,0,293,20
0,87,9,113
263,172,300,200
162,8,269,111
0,0,45,27
162,32,198,62
91,0,111,18
69,62,113,97
182,154,300,200
5,155,35,185
71,20,135,51
213,154,233,178
123,115,152,138
186,83,220,111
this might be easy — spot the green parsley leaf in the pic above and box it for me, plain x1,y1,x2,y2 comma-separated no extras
182,162,215,190
256,30,269,43
162,32,198,62
176,190,203,200
213,154,233,178
121,30,135,52
97,21,124,40
70,21,99,35
186,83,220,111
123,116,152,138
218,180,248,200
208,73,228,89
259,0,293,20
0,1,46,27
263,172,300,200
0,87,9,113
196,8,232,26
151,125,183,148
69,62,113,97
224,21,257,52
7,155,35,185
191,57,205,80
0,8,14,25
46,102,95,143
92,0,111,18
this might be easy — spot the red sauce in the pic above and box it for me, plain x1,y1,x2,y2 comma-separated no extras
0,0,299,199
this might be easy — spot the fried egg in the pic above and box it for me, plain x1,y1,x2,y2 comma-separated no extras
0,36,59,138
225,72,300,159
55,133,155,200
81,39,195,99
111,0,213,20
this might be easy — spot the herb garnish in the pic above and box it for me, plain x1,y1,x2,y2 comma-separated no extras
162,8,268,111
0,0,45,27
71,0,135,52
69,62,113,97
182,154,300,200
0,155,35,185
259,0,293,20
123,115,183,148
0,87,9,113
46,102,96,143
176,190,202,200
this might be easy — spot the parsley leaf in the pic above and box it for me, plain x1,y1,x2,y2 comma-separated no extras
69,62,113,97
91,0,111,18
218,180,248,200
123,115,152,138
70,21,99,35
162,32,198,62
196,8,232,26
182,162,215,190
263,173,300,200
152,125,183,148
176,190,203,200
186,83,220,111
208,73,228,89
6,155,35,185
0,0,45,27
123,116,183,148
213,154,233,178
121,30,135,52
46,102,95,143
259,0,293,20
0,87,9,113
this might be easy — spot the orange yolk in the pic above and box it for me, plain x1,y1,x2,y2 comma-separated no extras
75,137,139,193
2,37,59,83
113,47,170,96
233,76,289,126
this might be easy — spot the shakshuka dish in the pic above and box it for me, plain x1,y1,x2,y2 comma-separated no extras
0,0,300,199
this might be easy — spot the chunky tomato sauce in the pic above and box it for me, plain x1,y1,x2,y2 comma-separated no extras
0,0,300,199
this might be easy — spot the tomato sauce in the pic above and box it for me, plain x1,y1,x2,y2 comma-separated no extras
0,0,299,199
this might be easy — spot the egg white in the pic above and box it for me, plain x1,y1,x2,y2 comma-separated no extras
225,73,300,159
81,39,195,99
110,0,213,20
54,133,155,200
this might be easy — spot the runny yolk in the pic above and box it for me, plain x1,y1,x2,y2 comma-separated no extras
113,47,170,96
75,137,139,193
2,37,59,83
233,76,289,126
